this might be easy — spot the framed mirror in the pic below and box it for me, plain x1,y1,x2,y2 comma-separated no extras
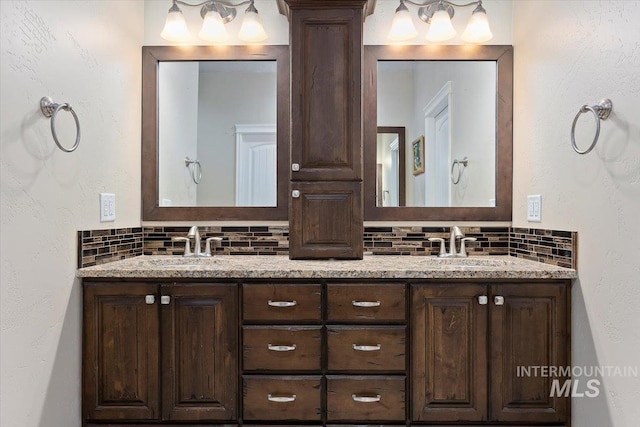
364,45,513,221
142,45,290,221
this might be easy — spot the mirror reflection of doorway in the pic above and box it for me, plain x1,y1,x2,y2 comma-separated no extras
235,124,277,207
424,81,452,207
376,127,406,207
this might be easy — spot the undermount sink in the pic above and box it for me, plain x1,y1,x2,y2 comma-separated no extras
426,257,512,268
141,257,221,268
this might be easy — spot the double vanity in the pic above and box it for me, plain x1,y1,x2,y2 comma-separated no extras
78,255,575,426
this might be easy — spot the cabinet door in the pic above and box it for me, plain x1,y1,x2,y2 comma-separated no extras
289,6,364,181
161,284,237,421
290,181,363,259
491,283,568,423
412,284,488,422
83,283,159,421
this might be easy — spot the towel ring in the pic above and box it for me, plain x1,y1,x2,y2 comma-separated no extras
570,98,612,155
451,157,469,184
185,157,202,184
40,97,81,153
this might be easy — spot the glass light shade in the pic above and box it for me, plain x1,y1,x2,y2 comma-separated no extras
199,9,228,43
160,7,191,42
239,9,268,43
461,8,493,43
426,9,456,42
388,6,418,41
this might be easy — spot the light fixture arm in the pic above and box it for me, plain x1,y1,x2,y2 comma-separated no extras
173,0,254,23
402,0,484,23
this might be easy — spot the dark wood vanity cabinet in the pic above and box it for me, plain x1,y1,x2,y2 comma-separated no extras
83,282,237,424
83,279,569,426
286,0,368,259
412,282,570,424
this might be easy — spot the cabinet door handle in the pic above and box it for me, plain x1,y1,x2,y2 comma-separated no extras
160,295,171,305
267,394,296,403
268,344,297,352
145,295,155,305
268,300,297,307
352,394,381,403
494,296,505,305
353,344,381,351
352,300,381,307
478,295,488,305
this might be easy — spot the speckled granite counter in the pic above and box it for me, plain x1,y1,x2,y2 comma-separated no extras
77,255,576,280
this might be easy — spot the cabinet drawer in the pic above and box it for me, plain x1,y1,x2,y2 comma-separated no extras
243,283,321,323
242,375,321,421
243,326,322,371
326,376,405,421
327,326,406,371
327,283,405,322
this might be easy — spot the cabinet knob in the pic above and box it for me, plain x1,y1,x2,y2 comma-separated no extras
494,296,505,306
352,394,381,403
268,344,297,352
267,394,296,403
291,190,300,198
478,295,488,305
161,295,171,305
145,295,155,305
291,163,300,171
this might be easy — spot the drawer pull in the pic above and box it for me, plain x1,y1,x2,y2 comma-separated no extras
352,394,381,403
352,300,381,308
352,344,382,351
267,394,296,403
268,300,297,308
267,344,297,352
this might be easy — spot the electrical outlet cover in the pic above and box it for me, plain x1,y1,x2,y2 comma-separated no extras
527,194,541,222
100,193,116,222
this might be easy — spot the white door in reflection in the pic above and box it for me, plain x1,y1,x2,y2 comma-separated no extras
433,105,450,206
235,125,277,206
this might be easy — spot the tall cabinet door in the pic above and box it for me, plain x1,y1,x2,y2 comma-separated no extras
412,284,488,422
289,5,364,181
161,284,238,421
83,282,160,421
491,283,568,423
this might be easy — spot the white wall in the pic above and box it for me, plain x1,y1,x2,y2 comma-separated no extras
158,62,199,206
512,2,640,426
144,0,289,46
196,66,277,205
0,1,143,426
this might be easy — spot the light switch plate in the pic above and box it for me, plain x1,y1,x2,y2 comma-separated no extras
100,193,116,222
527,194,541,222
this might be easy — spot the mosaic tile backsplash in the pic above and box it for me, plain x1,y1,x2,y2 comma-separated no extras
77,225,577,270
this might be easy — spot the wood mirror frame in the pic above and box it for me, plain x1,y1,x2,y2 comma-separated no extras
364,45,513,221
142,45,290,221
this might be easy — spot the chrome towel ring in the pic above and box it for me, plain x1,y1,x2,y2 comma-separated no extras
570,98,613,155
185,157,202,184
451,157,469,184
40,96,81,153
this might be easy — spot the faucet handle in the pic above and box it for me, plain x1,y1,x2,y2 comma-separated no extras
171,237,192,257
428,237,446,257
204,237,223,257
459,237,477,257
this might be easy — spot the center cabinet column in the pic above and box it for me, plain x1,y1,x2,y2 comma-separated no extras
285,0,372,259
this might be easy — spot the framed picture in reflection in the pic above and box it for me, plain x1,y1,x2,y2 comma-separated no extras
412,136,425,176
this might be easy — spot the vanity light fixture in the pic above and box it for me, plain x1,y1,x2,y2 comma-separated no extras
388,0,493,43
160,0,268,44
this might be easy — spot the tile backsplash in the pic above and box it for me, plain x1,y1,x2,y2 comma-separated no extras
77,225,577,270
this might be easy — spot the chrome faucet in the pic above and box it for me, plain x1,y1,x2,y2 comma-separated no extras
171,226,223,257
428,226,477,258
187,226,202,257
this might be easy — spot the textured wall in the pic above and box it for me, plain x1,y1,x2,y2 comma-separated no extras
512,2,640,426
0,1,144,426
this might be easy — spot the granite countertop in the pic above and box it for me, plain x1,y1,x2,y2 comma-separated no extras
77,255,576,280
